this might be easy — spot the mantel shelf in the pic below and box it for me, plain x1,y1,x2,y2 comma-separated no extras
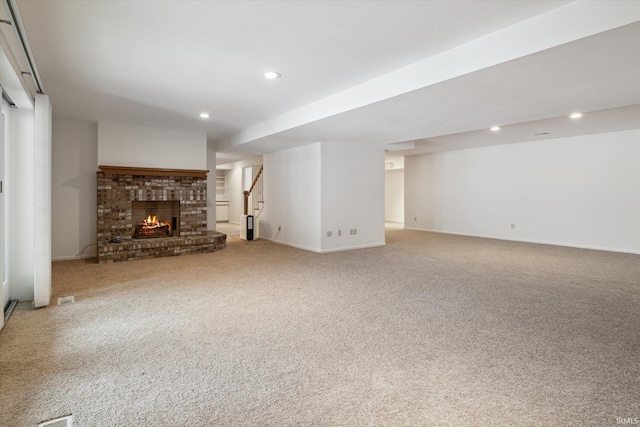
98,165,209,178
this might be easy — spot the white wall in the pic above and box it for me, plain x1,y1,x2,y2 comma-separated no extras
405,129,640,254
97,121,207,169
385,168,404,223
262,144,322,252
206,141,216,229
320,143,385,252
226,165,242,223
51,119,98,260
262,142,385,253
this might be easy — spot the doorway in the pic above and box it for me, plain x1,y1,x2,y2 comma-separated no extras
384,158,404,226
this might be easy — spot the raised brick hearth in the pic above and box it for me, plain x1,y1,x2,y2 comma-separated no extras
97,166,225,263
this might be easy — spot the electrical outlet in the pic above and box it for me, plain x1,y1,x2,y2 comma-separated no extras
338,230,341,236
354,228,357,235
414,217,417,221
327,231,332,237
511,223,515,229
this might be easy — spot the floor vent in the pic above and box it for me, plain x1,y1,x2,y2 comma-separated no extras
38,415,73,427
57,296,75,305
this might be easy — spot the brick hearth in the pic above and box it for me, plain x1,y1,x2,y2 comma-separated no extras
97,166,225,263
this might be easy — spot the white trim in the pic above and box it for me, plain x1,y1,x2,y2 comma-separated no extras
52,254,96,262
403,227,640,255
318,242,386,253
263,239,320,253
265,238,386,254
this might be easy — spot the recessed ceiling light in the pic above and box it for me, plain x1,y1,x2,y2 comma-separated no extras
199,113,210,119
570,112,583,119
490,126,501,131
264,71,281,79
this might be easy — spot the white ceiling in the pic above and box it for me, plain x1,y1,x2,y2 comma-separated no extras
14,0,640,164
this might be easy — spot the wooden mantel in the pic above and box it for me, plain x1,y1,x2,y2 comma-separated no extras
98,165,209,178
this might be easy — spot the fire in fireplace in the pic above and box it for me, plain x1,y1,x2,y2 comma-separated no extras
131,200,180,239
134,214,172,239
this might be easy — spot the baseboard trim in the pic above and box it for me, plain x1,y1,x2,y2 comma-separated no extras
267,239,321,253
266,238,386,254
318,242,386,253
403,227,640,255
52,254,97,262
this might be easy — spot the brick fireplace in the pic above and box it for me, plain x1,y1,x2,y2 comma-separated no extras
97,165,225,263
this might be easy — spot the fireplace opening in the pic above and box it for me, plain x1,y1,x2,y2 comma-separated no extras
132,201,180,239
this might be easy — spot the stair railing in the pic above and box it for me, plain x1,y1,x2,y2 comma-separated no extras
243,164,263,216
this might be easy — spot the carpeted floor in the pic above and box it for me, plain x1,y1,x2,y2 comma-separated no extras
1,228,639,426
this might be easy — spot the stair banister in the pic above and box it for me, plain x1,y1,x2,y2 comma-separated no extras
243,165,263,215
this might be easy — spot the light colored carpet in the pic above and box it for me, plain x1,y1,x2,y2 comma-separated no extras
215,222,240,238
1,229,639,426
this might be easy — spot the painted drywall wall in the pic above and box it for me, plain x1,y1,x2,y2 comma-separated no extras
51,119,98,260
34,95,53,308
6,107,35,301
206,141,216,229
405,129,640,254
262,144,321,251
320,143,385,252
226,165,242,224
385,168,404,223
97,121,207,169
261,143,384,253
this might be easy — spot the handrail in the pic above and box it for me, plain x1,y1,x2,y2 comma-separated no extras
243,165,263,215
248,164,263,194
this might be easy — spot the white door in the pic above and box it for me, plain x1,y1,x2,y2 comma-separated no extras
0,93,8,327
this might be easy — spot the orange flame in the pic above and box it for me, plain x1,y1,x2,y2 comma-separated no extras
144,215,160,226
139,214,171,231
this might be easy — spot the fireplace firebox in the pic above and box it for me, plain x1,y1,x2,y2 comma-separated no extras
132,200,179,238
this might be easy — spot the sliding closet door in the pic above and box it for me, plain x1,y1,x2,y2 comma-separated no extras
0,92,7,324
